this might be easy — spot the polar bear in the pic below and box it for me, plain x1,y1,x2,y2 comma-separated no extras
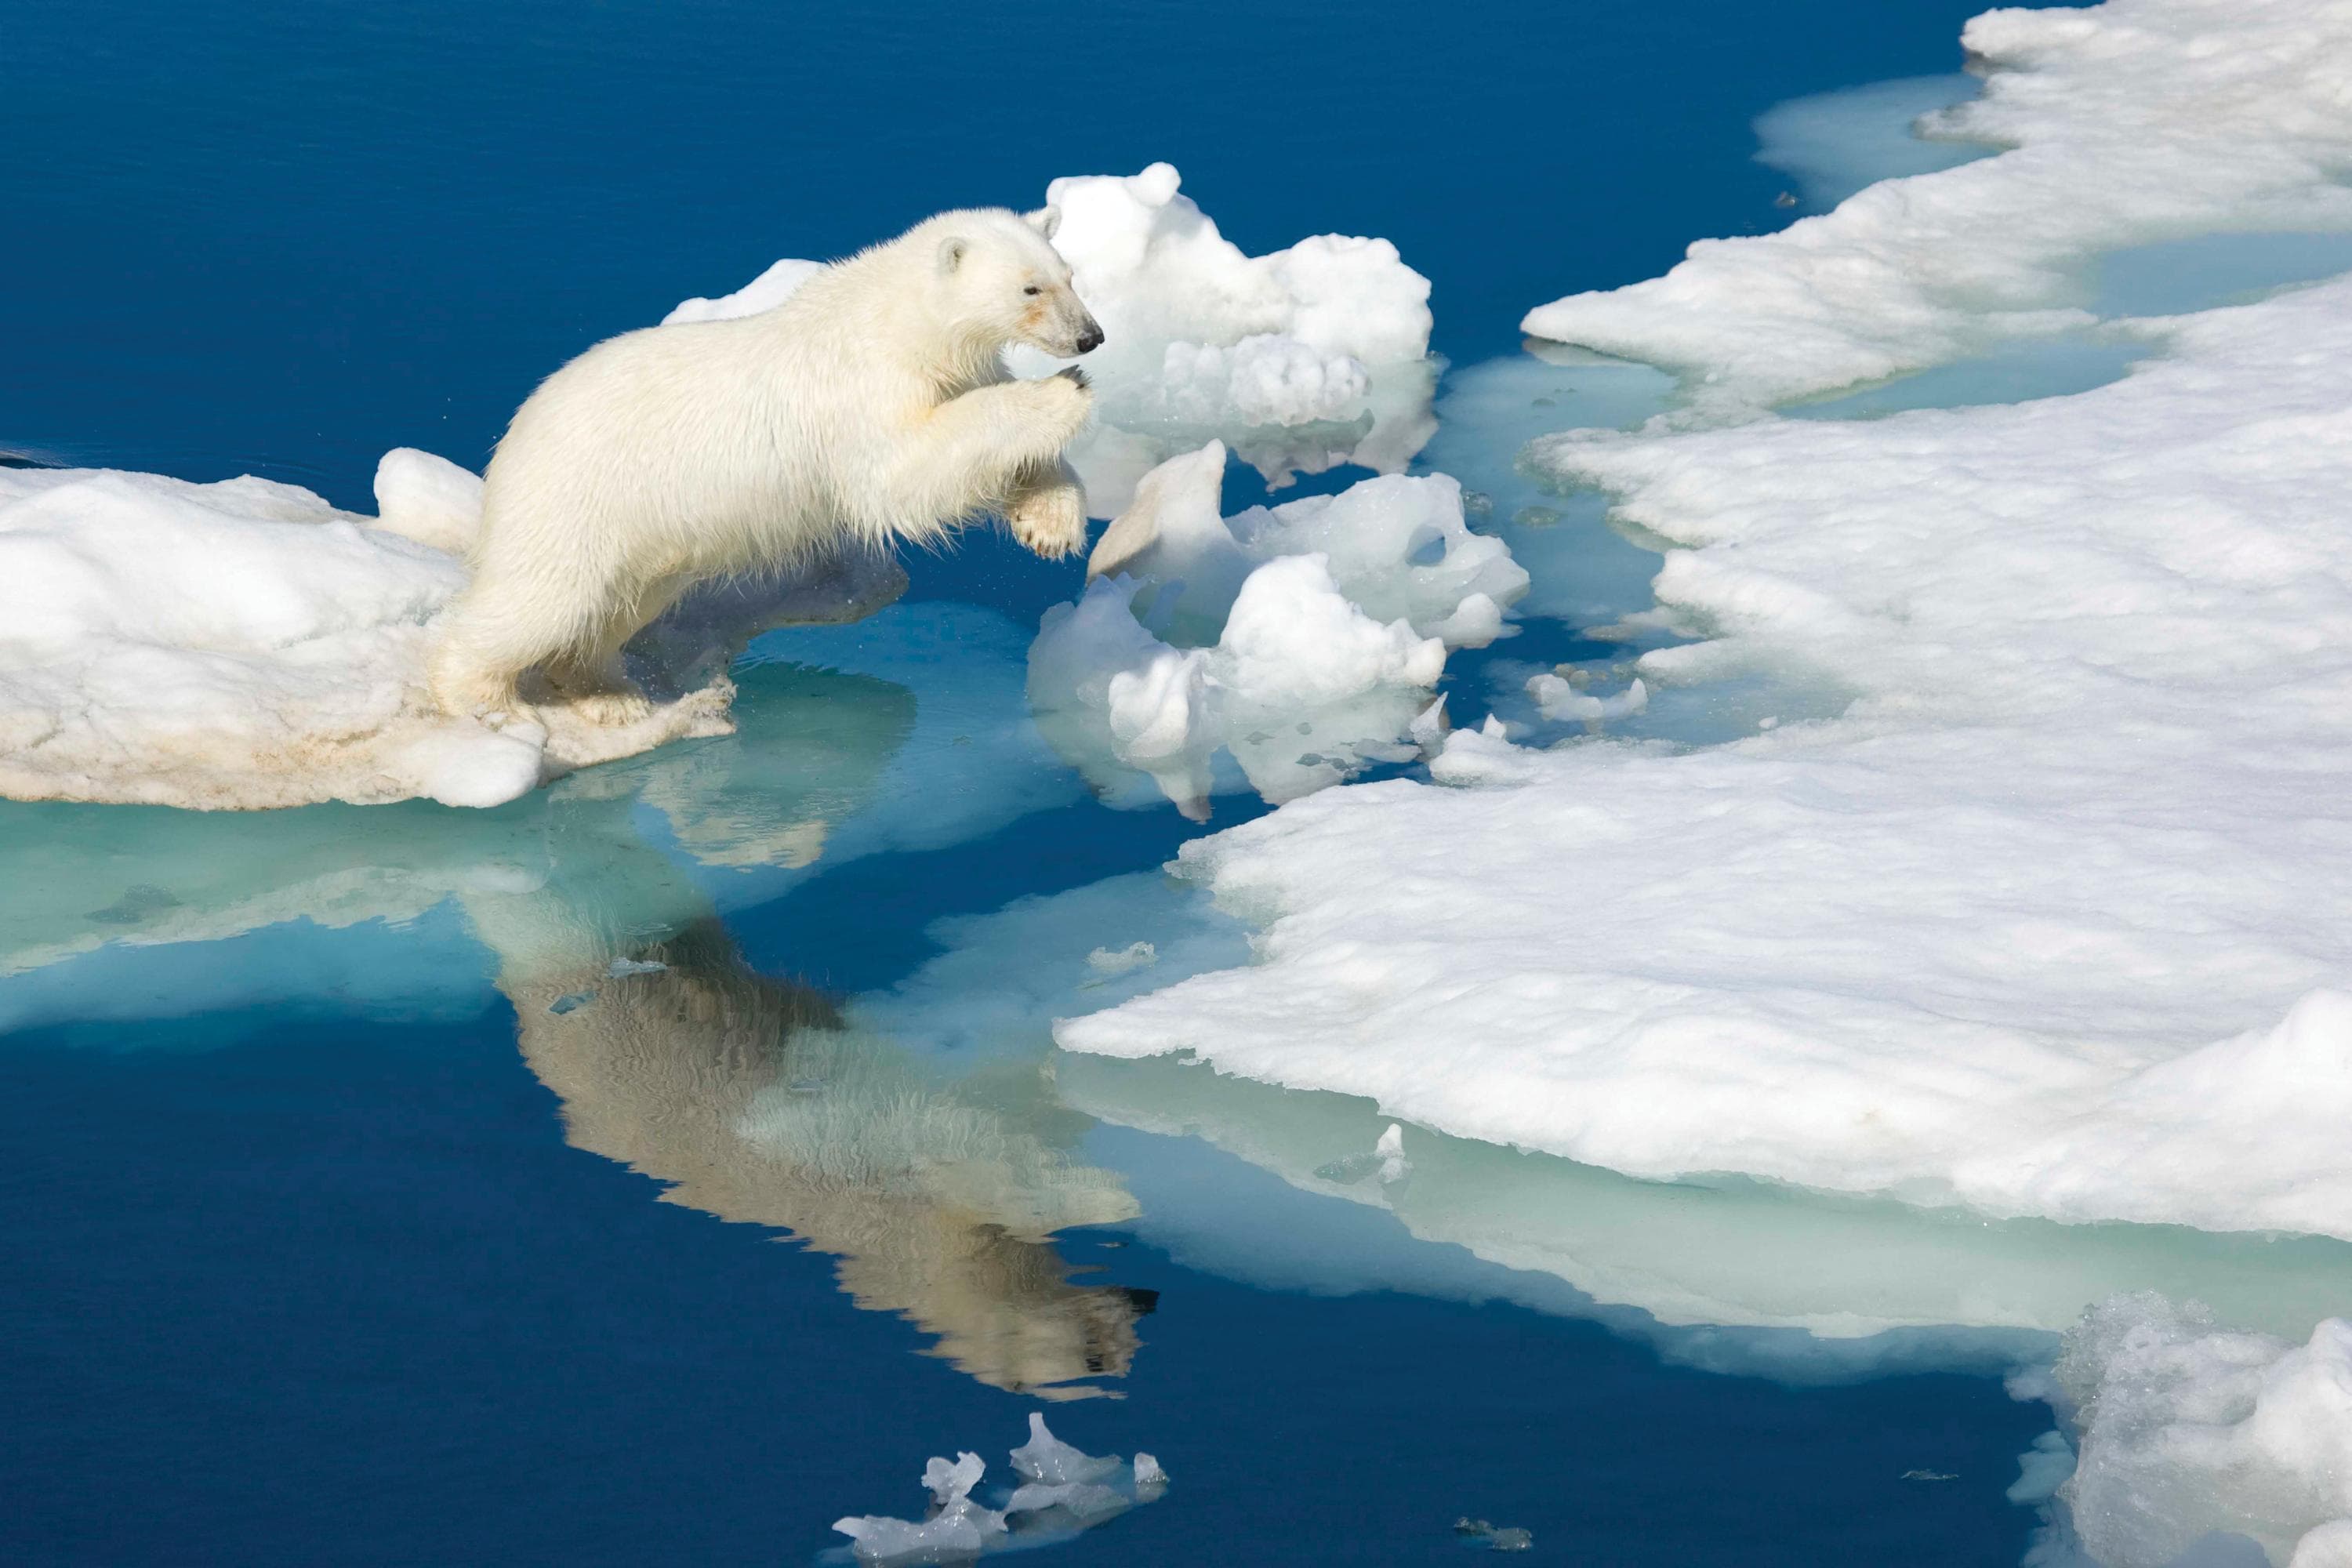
428,206,1104,723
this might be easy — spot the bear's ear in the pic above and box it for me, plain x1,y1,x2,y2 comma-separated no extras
1025,205,1062,242
936,235,969,275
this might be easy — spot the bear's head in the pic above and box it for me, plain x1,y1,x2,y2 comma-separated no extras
930,207,1104,361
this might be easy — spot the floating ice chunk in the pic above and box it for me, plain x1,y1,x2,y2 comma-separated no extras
1039,162,1429,411
1522,0,2352,410
1526,672,1647,724
2036,1297,2352,1568
832,1500,1007,1566
1131,1454,1167,1496
924,1452,987,1507
1033,445,1519,811
605,956,669,978
662,257,824,325
1008,1412,1122,1486
1086,942,1157,977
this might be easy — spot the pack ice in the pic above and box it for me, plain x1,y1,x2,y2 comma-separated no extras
1025,441,1526,813
1059,0,2352,1245
0,451,898,811
670,162,1440,514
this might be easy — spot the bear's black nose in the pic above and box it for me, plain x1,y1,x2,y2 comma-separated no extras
1076,321,1105,354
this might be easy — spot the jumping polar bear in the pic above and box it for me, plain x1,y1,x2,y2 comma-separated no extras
429,206,1105,723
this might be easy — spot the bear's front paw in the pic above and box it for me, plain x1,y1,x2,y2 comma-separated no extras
1028,366,1094,439
1010,484,1088,561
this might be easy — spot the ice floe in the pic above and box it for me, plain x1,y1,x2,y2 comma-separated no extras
1062,264,2352,1238
833,1414,1165,1563
1523,0,2352,411
0,452,902,811
1026,441,1523,813
2020,1295,2352,1568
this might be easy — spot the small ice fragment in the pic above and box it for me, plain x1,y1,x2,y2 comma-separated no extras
1901,1469,1958,1483
1376,1122,1412,1184
548,989,597,1014
1009,1412,1122,1486
1132,1453,1167,1495
1410,695,1449,749
831,1499,1007,1566
1454,1519,1531,1552
924,1451,985,1505
1758,715,1780,730
1510,505,1562,528
606,956,668,978
1087,942,1157,976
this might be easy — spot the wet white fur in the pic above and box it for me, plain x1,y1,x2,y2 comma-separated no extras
430,206,1101,722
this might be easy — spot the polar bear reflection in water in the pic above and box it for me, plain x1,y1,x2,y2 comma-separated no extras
460,662,1156,1401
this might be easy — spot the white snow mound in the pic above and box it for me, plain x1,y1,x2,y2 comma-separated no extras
1522,0,2352,410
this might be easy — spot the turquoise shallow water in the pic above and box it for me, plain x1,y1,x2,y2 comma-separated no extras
9,2,2352,1563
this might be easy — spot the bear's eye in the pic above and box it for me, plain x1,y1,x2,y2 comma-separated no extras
1022,285,1042,296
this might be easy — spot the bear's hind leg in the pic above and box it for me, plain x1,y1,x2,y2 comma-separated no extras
543,639,653,727
1007,458,1088,561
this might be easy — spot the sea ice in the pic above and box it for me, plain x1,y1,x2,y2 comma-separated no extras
2025,1296,2352,1568
0,454,901,811
1026,441,1523,813
1062,270,2352,1241
1008,1411,1123,1486
1523,0,2352,411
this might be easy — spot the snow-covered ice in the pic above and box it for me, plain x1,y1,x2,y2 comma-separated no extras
0,450,902,811
1523,0,2352,411
2020,1296,2352,1568
1026,441,1523,812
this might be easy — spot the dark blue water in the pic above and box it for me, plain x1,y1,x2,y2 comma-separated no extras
0,1,2103,1563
